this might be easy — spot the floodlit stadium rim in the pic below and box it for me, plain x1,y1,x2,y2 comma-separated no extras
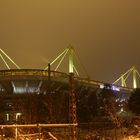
0,69,133,92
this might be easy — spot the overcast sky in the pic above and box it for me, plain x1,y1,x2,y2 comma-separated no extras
0,0,140,83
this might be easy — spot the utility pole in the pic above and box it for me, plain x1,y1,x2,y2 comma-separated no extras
69,73,77,140
48,63,51,93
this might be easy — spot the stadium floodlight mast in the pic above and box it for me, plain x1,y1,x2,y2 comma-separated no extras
44,46,79,75
44,45,89,78
0,48,20,69
113,66,140,89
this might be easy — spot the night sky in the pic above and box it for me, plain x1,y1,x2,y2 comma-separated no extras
0,1,140,84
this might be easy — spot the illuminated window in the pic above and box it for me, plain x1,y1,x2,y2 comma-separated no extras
6,113,10,121
15,113,22,121
100,84,104,89
120,108,124,112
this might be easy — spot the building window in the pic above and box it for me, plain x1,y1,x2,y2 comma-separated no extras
6,113,10,121
15,113,22,121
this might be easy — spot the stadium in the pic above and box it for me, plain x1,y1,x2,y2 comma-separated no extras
0,47,136,139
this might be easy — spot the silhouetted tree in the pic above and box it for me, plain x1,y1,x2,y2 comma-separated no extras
77,88,98,122
98,85,115,115
98,84,121,127
128,88,140,115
